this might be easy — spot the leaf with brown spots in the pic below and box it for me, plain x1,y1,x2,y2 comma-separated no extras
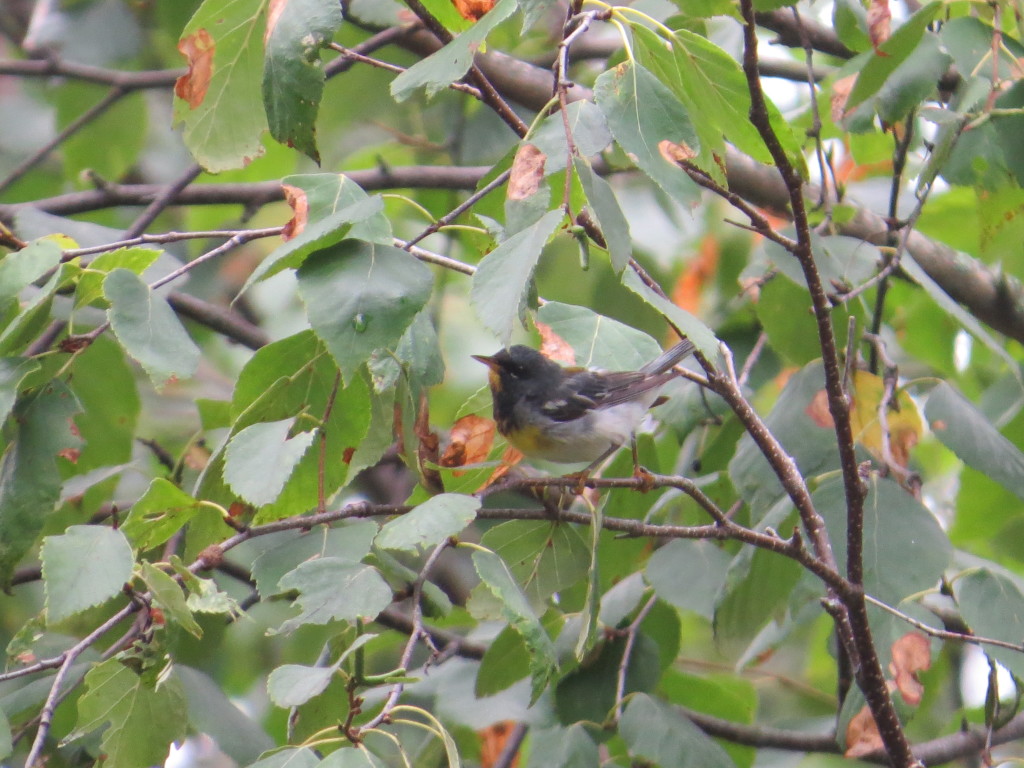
806,388,834,428
831,74,857,124
280,184,309,241
175,29,215,110
844,705,884,757
264,0,287,45
441,415,496,476
867,0,892,53
479,445,523,490
658,139,697,165
453,0,495,21
889,632,931,705
507,144,546,201
536,320,575,365
479,720,520,767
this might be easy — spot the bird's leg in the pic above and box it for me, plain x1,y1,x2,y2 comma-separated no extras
564,444,619,495
630,435,656,492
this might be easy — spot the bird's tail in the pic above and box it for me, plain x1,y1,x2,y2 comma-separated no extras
641,338,696,375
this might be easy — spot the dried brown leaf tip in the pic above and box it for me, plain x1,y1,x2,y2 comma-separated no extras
265,0,288,45
831,74,857,124
867,0,892,53
441,414,496,476
536,320,576,365
658,139,697,164
890,632,931,705
280,184,309,241
507,144,546,201
452,0,495,21
175,29,215,109
844,705,885,758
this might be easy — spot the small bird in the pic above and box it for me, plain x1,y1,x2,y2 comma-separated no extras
472,339,695,468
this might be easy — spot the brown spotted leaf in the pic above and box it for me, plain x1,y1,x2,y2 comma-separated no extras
889,632,931,705
453,0,495,21
844,705,884,758
508,144,547,201
441,415,496,476
536,320,575,365
175,29,215,110
281,184,309,241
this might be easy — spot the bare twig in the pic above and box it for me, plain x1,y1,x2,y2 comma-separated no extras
614,593,658,721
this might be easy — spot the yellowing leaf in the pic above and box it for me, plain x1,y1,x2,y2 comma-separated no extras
848,369,922,472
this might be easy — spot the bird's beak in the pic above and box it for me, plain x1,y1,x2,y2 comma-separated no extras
472,354,500,372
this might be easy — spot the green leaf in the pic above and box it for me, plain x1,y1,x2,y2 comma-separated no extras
262,0,343,162
138,562,203,638
0,239,62,310
535,301,663,370
574,157,631,272
871,33,951,125
845,3,943,114
390,0,518,101
621,268,719,360
375,493,480,552
252,522,378,597
245,193,387,288
42,525,133,624
620,693,735,768
472,548,558,704
954,569,1024,680
470,208,563,346
70,659,187,768
267,664,337,707
223,419,317,506
121,479,201,552
320,747,386,768
593,61,699,200
475,624,529,697
297,241,434,383
647,539,732,620
172,0,269,171
531,101,613,173
816,475,951,605
105,269,201,387
75,247,160,308
276,558,392,633
0,381,81,588
554,633,661,723
367,308,445,392
926,382,1024,500
0,705,10,761
525,725,599,768
0,358,40,427
175,666,274,765
481,520,591,605
247,747,321,768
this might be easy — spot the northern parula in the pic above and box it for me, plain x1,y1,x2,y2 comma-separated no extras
473,339,695,466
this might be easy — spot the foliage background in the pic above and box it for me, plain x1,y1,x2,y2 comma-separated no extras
1,0,1024,767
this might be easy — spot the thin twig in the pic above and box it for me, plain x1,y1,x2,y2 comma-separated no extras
123,164,204,239
864,594,1024,654
614,593,658,721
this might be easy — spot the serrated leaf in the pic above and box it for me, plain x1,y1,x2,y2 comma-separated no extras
76,247,160,309
252,522,378,597
390,0,518,101
593,61,700,199
472,548,557,703
262,0,342,162
105,269,201,387
375,493,480,552
172,0,269,171
574,157,631,272
620,693,735,768
0,239,62,310
139,562,203,638
535,301,662,371
470,208,563,346
0,381,81,588
621,268,719,360
244,194,386,288
42,525,133,624
926,382,1024,500
297,241,433,383
845,3,943,114
69,658,187,768
121,479,201,551
275,558,392,633
223,419,317,506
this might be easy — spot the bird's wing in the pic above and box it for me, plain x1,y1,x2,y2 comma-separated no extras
539,370,664,421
